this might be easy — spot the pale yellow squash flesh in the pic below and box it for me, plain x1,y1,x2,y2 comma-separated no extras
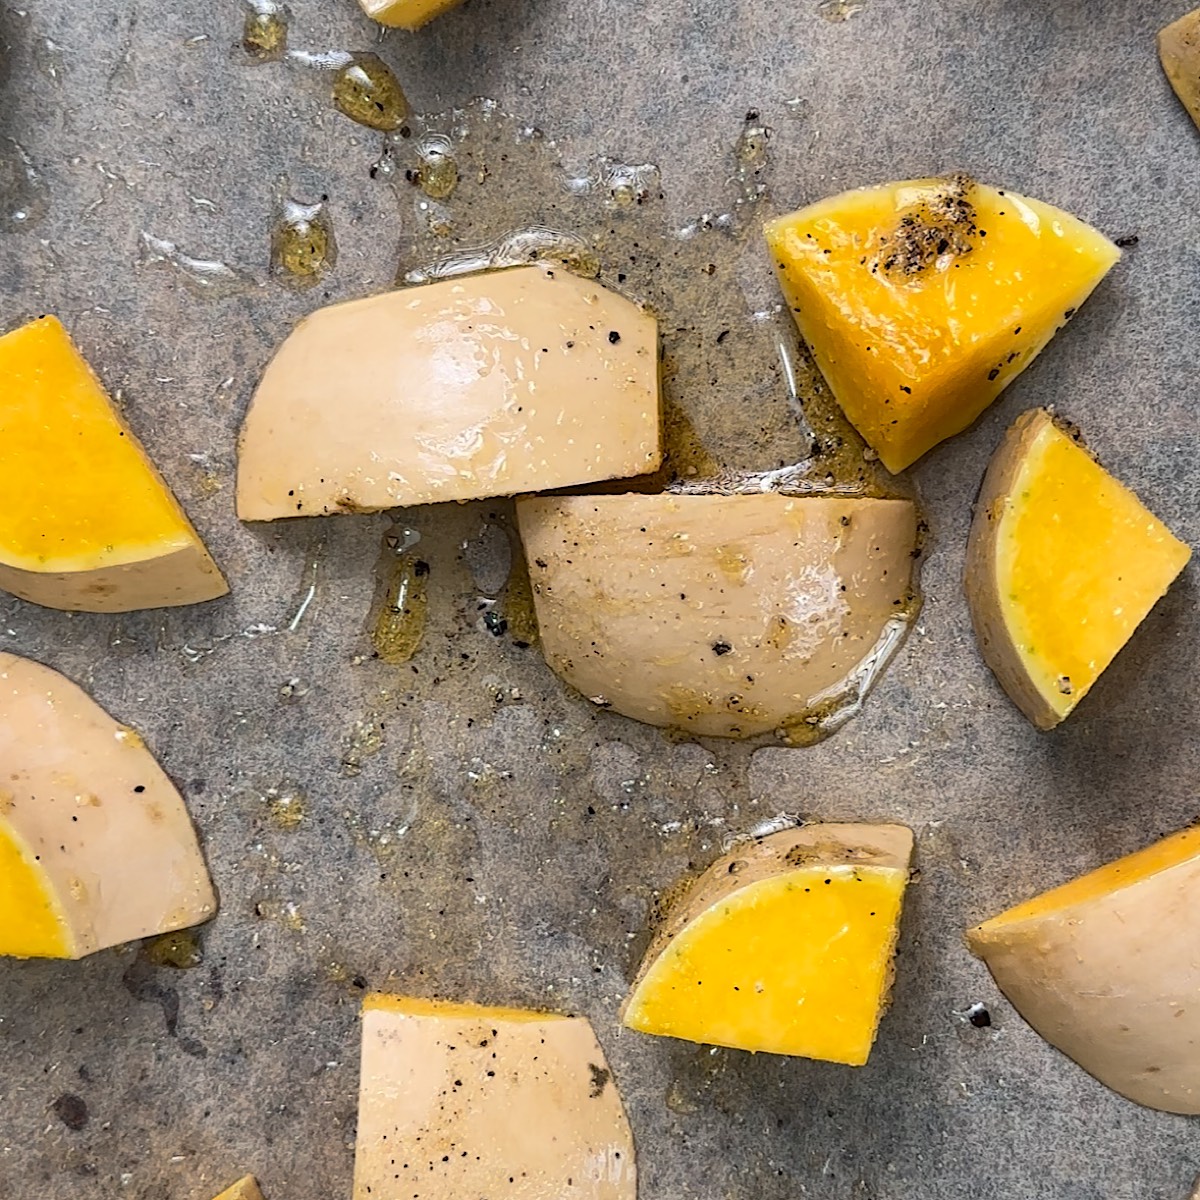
358,0,462,29
1159,9,1200,129
212,1178,265,1200
237,266,661,521
622,825,914,1066
354,995,636,1200
517,492,919,740
0,316,227,612
966,409,1190,729
0,821,72,958
0,652,217,959
968,826,1200,1113
765,177,1120,473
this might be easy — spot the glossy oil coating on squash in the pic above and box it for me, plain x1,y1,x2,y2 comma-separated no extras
966,408,1190,729
0,316,227,612
517,492,919,741
237,265,661,520
623,824,914,1066
765,177,1120,473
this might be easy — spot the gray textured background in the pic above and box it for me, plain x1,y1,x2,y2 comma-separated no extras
1,1,1199,1197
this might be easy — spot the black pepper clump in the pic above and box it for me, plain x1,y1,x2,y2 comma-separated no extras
876,174,979,280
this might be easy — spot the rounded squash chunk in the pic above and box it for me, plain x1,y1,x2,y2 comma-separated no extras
968,825,1200,1113
966,408,1190,729
516,492,919,740
0,652,217,960
237,265,661,520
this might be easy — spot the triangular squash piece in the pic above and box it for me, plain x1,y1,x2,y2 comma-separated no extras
765,177,1120,473
0,316,227,612
966,408,1190,729
0,652,217,959
622,824,913,1066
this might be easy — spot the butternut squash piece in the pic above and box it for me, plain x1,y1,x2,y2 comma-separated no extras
765,177,1120,473
0,652,216,959
0,316,227,612
966,408,1190,729
622,824,914,1065
969,825,1200,1113
354,995,636,1200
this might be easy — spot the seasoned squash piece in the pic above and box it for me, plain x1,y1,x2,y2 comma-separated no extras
0,652,216,960
212,1179,265,1200
517,492,919,740
354,994,636,1200
966,409,1190,729
622,824,914,1065
968,825,1200,1113
1159,9,1200,129
358,0,462,29
237,266,661,521
0,316,227,612
765,177,1120,473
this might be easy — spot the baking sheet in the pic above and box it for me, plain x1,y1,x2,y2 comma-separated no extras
1,1,1199,1197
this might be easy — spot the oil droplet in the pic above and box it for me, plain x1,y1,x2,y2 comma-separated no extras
412,132,459,200
242,1,288,61
333,53,409,132
265,783,307,830
371,525,428,665
341,718,386,777
142,930,203,969
272,196,337,286
402,226,600,286
564,158,661,210
499,546,539,648
662,395,723,480
140,232,255,297
733,112,771,205
0,139,49,231
819,0,863,20
665,1078,701,1116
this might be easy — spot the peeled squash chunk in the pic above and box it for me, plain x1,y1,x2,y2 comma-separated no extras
237,266,661,521
358,0,462,28
1160,10,1200,129
0,316,227,612
354,994,636,1200
968,826,1200,1113
765,177,1121,473
623,824,914,1065
0,652,216,959
966,408,1190,729
516,492,918,740
212,1179,265,1200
